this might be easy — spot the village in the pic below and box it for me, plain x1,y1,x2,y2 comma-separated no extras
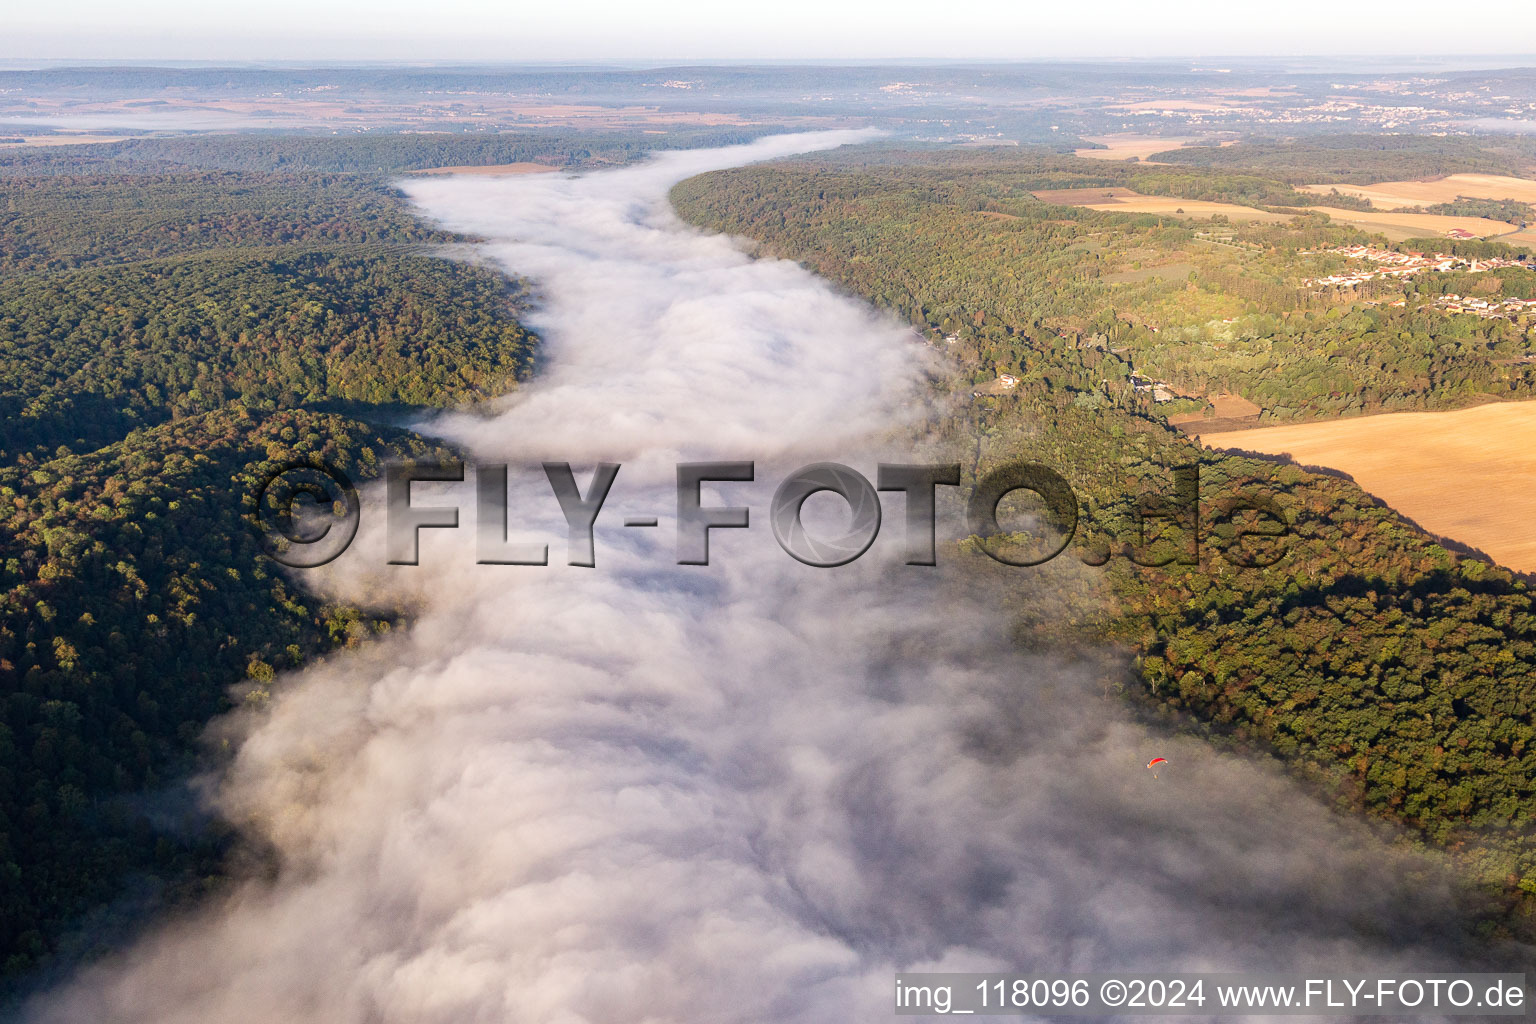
1299,243,1529,288
1432,292,1536,319
950,236,1536,407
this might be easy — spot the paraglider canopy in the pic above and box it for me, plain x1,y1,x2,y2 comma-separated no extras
1147,757,1168,769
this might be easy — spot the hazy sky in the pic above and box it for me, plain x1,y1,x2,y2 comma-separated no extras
6,0,1536,61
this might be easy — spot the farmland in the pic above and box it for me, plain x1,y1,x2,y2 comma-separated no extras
1168,391,1262,427
0,134,132,148
1198,402,1536,573
1298,173,1536,209
1073,134,1202,162
1498,226,1536,248
1302,204,1514,240
1033,187,1518,239
1031,187,1292,222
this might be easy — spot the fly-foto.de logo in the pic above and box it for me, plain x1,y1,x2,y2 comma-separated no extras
250,460,1290,570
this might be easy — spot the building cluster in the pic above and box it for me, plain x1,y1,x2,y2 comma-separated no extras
1088,76,1536,140
1299,245,1528,288
1432,293,1536,319
969,372,1021,398
1107,98,1466,133
1130,373,1177,403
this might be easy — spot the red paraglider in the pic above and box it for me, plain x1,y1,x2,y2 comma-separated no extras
1147,757,1168,777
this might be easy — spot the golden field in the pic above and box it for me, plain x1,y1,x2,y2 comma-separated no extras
1298,205,1513,241
1495,226,1536,249
1168,392,1262,427
1198,402,1536,573
1297,173,1536,209
1031,188,1293,222
0,134,131,148
1032,188,1516,239
1072,135,1199,163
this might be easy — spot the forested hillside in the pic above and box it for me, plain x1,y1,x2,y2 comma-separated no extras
0,129,773,179
0,173,451,272
673,149,1536,935
761,143,1376,210
0,408,452,976
0,139,538,987
0,247,533,463
678,155,1536,422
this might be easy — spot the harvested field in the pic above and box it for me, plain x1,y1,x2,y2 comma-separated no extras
1282,204,1514,241
1209,392,1263,419
1197,402,1536,573
1494,226,1536,250
1032,186,1517,240
1168,391,1262,428
0,134,130,147
1073,134,1199,162
1031,188,1292,223
1297,173,1536,209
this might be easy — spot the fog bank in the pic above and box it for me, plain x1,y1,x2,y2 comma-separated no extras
24,132,1498,1024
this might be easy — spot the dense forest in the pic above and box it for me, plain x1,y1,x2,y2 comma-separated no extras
0,129,775,179
0,137,542,987
1423,197,1535,223
672,148,1536,935
778,143,1378,210
0,408,452,977
0,172,453,271
0,245,534,462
